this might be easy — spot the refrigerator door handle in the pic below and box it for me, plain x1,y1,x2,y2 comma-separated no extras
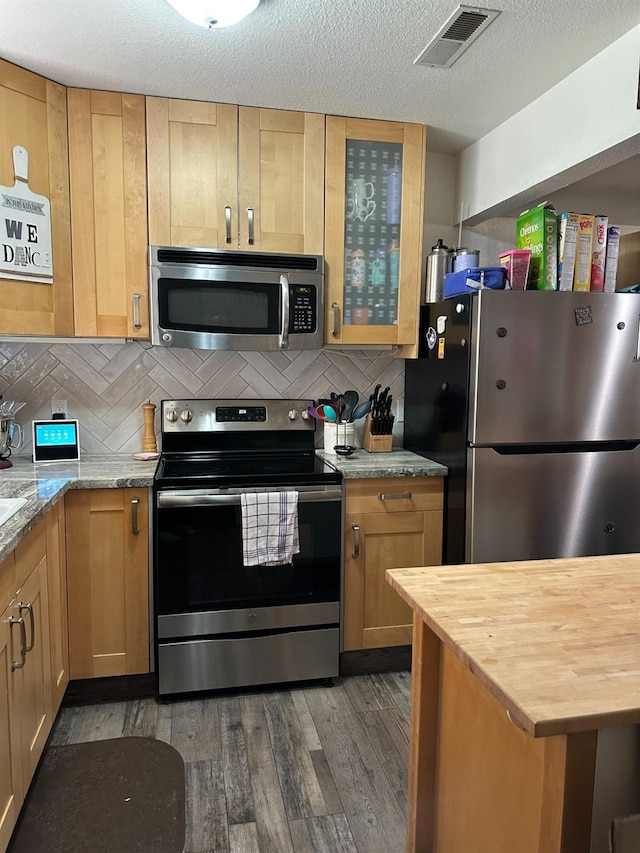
635,314,640,361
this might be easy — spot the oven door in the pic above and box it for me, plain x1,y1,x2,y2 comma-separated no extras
154,485,342,640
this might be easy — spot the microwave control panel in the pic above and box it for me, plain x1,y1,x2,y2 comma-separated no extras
290,285,317,332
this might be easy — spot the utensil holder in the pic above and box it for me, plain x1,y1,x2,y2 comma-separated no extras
323,422,356,454
363,415,393,453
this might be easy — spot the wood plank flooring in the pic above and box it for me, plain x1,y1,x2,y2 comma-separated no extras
48,672,411,853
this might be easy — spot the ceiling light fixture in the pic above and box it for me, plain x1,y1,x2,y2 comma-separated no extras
164,0,260,29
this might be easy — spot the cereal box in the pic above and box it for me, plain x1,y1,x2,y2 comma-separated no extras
590,215,608,292
573,214,595,291
604,226,621,292
557,212,579,291
516,202,557,290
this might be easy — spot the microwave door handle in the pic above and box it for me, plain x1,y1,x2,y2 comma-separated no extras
279,274,290,349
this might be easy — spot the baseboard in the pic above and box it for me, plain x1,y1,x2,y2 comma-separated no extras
62,672,157,706
340,645,412,675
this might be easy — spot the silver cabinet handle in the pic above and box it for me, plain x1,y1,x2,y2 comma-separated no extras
131,497,140,535
331,302,340,337
378,492,412,501
133,293,142,330
352,524,360,559
225,205,232,244
246,207,255,245
10,616,26,670
279,274,290,350
17,602,35,652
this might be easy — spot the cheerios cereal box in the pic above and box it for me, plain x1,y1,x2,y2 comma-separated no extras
516,202,557,290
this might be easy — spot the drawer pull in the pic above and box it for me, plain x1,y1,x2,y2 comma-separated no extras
378,492,412,501
225,205,233,244
10,616,26,670
131,497,140,535
133,293,142,330
18,601,35,652
352,524,360,559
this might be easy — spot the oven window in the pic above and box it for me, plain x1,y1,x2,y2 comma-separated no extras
158,278,280,334
155,499,341,614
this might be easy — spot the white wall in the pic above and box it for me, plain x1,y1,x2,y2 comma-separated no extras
458,24,640,223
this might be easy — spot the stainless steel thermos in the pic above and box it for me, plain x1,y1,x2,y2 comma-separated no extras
423,239,453,302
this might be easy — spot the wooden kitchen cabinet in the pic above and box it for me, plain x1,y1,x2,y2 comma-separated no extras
324,116,426,346
66,488,149,679
46,499,69,712
0,59,72,335
146,97,324,253
0,554,21,853
68,88,149,338
344,477,443,650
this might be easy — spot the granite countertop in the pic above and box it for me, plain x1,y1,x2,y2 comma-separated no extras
0,454,158,563
316,448,447,479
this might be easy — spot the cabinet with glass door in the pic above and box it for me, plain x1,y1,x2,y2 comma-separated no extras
325,117,426,346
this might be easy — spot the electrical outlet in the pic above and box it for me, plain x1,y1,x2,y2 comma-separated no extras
51,399,68,418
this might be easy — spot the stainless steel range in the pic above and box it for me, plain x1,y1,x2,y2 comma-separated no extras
153,398,343,696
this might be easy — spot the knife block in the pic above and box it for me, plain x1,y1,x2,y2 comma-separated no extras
363,414,393,453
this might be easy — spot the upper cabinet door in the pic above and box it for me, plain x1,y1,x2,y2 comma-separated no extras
238,108,324,254
68,89,149,338
324,116,426,346
0,59,72,335
146,97,238,249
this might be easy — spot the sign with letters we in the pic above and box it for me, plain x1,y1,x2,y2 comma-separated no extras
0,145,53,284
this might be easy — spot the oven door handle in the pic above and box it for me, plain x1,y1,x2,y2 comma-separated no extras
279,274,290,350
157,489,342,508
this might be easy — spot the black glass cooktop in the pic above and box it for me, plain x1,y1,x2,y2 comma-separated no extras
155,453,341,488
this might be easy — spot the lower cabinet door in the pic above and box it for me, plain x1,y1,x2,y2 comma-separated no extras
47,500,69,714
66,488,150,679
13,558,53,789
0,608,22,851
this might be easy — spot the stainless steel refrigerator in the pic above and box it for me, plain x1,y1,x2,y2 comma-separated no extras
404,290,640,565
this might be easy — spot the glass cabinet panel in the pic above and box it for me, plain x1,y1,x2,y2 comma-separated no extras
343,140,402,327
325,116,426,347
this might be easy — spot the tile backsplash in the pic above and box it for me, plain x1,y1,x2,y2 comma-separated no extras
0,341,404,456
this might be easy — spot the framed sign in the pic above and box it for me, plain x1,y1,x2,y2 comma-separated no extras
0,145,53,284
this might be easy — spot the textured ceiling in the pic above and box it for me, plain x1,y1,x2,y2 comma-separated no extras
0,0,638,154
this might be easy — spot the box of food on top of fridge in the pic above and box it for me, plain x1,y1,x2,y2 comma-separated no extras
516,202,557,290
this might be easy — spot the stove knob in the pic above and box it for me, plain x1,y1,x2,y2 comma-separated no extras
288,409,298,421
300,409,311,421
165,408,178,423
180,409,193,423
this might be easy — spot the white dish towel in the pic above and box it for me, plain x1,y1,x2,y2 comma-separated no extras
240,491,300,566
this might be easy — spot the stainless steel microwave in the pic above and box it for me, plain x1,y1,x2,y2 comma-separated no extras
149,246,324,351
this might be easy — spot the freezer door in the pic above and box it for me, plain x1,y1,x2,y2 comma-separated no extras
470,290,640,444
467,444,640,563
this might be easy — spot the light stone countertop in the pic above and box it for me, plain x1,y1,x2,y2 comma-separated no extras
0,454,158,563
316,449,447,479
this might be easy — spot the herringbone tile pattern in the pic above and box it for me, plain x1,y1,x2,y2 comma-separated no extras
0,342,404,455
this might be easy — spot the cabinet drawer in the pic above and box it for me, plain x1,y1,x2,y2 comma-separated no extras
0,551,16,611
14,520,47,591
346,477,443,515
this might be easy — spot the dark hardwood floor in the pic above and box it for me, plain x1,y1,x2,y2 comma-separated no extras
49,671,411,853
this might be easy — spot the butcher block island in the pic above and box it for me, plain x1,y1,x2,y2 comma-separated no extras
387,555,640,853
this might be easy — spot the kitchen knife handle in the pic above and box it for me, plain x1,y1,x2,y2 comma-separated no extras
133,293,142,330
17,602,35,652
351,524,360,559
131,496,140,535
247,207,255,245
225,206,233,244
331,302,340,337
9,616,26,670
378,492,411,501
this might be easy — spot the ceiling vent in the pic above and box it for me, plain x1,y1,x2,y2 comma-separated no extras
415,5,501,69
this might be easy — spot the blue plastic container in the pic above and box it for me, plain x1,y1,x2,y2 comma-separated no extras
443,266,507,298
